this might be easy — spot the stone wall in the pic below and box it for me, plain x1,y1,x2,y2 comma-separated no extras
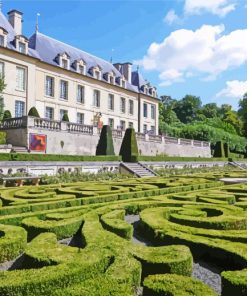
1,116,211,158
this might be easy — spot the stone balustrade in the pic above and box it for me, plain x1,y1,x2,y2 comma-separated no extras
0,116,210,149
67,123,93,134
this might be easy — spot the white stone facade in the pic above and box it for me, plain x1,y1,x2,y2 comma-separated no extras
0,9,159,135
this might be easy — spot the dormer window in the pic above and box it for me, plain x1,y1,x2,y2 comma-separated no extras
104,71,115,84
0,36,4,47
0,27,8,48
73,59,86,75
19,42,26,53
55,52,70,70
62,59,68,69
122,79,126,88
15,35,28,54
90,65,102,80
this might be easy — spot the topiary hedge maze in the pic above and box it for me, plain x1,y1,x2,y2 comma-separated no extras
0,173,247,295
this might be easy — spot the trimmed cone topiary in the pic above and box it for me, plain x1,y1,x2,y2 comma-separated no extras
224,143,230,158
96,125,115,156
213,141,225,158
3,110,12,120
28,107,40,118
119,128,139,162
62,113,69,122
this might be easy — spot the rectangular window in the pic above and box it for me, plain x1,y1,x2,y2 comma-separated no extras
45,76,54,97
143,124,148,134
60,80,68,100
78,65,84,74
93,90,100,107
15,101,25,117
120,120,126,131
150,125,155,134
45,107,54,120
151,105,156,119
129,99,134,115
77,85,85,104
128,122,133,128
0,62,4,78
108,118,114,129
77,112,84,124
95,70,101,80
19,42,26,53
110,76,114,84
108,94,114,110
143,103,148,118
60,109,67,121
0,35,4,47
62,59,68,69
16,67,26,91
120,97,126,113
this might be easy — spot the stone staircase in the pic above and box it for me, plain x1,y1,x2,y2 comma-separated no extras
11,146,29,153
228,160,247,171
120,162,158,178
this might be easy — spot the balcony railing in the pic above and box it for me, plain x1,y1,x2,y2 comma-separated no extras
67,123,93,135
34,118,61,130
112,129,123,138
0,117,24,129
136,132,145,140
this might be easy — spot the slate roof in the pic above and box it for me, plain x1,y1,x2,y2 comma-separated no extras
0,10,157,97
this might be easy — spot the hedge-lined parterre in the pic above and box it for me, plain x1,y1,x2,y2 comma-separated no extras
0,174,247,295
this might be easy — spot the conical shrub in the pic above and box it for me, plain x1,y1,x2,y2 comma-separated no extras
96,125,115,155
62,113,69,122
119,128,139,162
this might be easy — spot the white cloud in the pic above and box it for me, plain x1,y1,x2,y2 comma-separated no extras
184,0,236,17
216,80,247,98
138,24,247,86
164,9,180,25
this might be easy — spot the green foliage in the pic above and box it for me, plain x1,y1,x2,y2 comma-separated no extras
213,141,225,158
3,110,12,120
119,128,139,162
0,153,121,162
28,107,40,118
96,125,115,156
143,274,217,296
0,132,6,144
62,113,69,122
173,95,202,124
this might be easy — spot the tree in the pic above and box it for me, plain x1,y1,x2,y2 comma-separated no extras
238,93,247,137
28,107,40,118
199,103,219,119
173,95,202,123
159,95,180,127
96,125,115,156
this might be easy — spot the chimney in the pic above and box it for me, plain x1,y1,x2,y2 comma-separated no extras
8,10,23,35
121,63,132,84
113,63,122,72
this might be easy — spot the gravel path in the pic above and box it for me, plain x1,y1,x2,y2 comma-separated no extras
125,214,222,296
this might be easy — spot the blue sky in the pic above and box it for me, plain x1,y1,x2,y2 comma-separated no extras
2,0,247,108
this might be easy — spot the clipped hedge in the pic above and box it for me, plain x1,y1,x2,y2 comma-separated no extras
96,125,115,156
143,274,217,296
119,128,139,162
0,153,121,162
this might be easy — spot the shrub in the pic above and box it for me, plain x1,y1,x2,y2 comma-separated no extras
62,113,69,122
213,141,225,158
3,110,12,120
0,132,6,144
28,107,40,118
96,125,115,156
224,143,230,158
119,128,139,162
